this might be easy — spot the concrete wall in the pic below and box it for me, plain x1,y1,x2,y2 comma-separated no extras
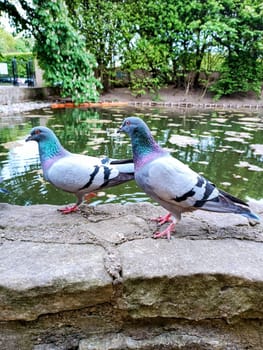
34,60,45,87
0,86,57,104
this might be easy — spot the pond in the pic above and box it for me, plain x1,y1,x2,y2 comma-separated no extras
0,106,262,207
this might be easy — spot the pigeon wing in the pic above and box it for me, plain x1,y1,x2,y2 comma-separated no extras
138,155,255,216
136,155,219,209
46,154,119,193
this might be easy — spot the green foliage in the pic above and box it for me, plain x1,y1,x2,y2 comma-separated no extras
201,53,224,73
129,0,223,90
0,27,33,54
122,38,170,96
0,28,15,53
65,0,132,92
0,52,33,77
1,0,263,99
209,0,263,99
210,53,263,100
32,0,101,103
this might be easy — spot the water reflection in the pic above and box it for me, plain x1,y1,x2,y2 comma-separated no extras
0,107,262,206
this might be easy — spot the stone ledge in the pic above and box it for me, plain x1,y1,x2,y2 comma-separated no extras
117,238,263,321
0,242,112,321
0,202,262,349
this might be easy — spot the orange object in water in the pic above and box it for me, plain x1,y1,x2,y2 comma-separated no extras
51,103,66,109
64,102,75,108
51,101,129,109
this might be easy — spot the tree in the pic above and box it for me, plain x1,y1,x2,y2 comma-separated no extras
1,0,262,99
0,27,16,53
128,0,225,91
121,37,170,97
124,0,263,96
65,0,133,92
0,27,33,53
0,1,33,33
209,0,263,99
1,0,101,103
32,0,101,103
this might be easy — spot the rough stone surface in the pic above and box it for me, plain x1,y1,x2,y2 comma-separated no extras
0,201,262,350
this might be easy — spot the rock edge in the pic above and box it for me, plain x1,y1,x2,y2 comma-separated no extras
0,202,262,349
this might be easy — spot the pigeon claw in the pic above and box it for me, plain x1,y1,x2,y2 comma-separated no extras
153,222,176,240
58,204,79,214
151,212,172,225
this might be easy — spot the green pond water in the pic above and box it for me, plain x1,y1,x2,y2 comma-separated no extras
0,106,262,207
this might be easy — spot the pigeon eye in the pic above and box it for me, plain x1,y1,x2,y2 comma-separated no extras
35,129,41,135
126,120,131,126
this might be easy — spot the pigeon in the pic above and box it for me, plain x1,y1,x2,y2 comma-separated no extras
26,126,134,213
118,116,260,239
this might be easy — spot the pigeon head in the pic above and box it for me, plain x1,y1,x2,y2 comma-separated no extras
26,126,68,162
119,117,165,167
26,126,57,143
118,117,149,136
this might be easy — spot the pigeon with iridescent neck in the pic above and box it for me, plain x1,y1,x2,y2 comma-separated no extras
26,126,134,213
118,116,260,239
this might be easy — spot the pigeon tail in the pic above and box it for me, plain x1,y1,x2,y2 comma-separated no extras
200,193,260,222
240,209,260,222
219,189,260,222
100,172,134,189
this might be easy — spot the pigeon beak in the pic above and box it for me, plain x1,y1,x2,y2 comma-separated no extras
117,123,125,133
25,135,33,142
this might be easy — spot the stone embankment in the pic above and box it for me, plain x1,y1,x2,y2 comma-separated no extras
0,201,262,350
0,86,54,117
1,86,263,118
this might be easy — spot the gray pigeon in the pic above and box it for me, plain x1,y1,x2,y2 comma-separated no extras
119,116,260,239
26,126,134,213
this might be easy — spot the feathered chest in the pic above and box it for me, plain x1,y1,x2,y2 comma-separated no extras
42,156,63,181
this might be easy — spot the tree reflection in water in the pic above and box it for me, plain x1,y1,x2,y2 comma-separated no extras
0,107,262,206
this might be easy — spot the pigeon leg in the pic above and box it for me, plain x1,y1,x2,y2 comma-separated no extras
58,204,79,214
151,212,172,225
84,192,97,202
58,192,97,214
153,222,176,240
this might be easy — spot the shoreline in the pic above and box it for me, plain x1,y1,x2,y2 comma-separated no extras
0,87,262,117
100,87,263,111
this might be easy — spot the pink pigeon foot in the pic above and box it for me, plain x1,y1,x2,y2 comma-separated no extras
58,192,97,214
153,222,176,240
58,204,79,214
152,212,172,225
